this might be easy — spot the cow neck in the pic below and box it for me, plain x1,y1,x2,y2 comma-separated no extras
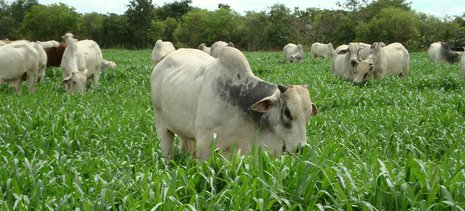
216,74,279,131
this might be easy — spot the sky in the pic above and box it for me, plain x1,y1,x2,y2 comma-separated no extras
37,0,465,18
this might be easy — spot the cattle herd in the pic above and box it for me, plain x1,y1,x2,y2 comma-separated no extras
1,35,464,161
0,32,116,94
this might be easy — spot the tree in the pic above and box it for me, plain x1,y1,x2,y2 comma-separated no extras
0,0,38,39
101,13,130,48
356,7,419,45
155,0,192,20
263,4,300,50
310,9,354,45
125,0,155,48
80,12,105,41
173,9,208,47
242,11,270,50
203,8,243,45
20,3,80,41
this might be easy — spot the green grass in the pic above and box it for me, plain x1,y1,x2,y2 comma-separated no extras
1,49,464,210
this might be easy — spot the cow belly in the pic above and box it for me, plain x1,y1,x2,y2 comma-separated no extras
0,53,24,81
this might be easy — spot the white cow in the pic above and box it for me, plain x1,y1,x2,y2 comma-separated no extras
198,43,211,54
210,41,235,58
310,42,334,59
30,42,48,82
150,47,318,161
151,40,175,66
353,42,409,84
37,40,60,49
283,43,305,63
461,47,465,80
6,40,47,82
331,42,372,81
61,33,116,93
428,42,462,64
0,42,39,92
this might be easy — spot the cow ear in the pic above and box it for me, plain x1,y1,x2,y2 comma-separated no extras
250,95,278,113
338,49,348,54
62,75,71,85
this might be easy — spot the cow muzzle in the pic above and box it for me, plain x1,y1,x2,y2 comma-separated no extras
350,59,359,66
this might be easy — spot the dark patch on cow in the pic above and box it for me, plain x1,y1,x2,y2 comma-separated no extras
280,105,292,129
440,42,461,64
44,42,67,67
216,77,279,130
194,67,206,79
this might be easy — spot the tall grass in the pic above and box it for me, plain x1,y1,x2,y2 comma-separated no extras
0,49,464,210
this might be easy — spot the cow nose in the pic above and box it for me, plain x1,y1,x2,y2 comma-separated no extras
351,60,358,65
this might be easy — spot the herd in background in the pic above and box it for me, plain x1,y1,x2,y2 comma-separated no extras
148,38,465,160
0,32,116,94
284,41,464,85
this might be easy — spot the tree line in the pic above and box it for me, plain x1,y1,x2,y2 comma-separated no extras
1,0,464,51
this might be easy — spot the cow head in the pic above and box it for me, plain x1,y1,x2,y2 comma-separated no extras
353,60,374,85
62,32,78,44
249,85,317,154
289,54,303,63
62,70,87,94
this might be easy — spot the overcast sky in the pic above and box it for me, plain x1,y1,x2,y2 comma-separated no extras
37,0,464,18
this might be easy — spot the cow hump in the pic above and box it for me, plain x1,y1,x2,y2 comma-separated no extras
218,47,252,75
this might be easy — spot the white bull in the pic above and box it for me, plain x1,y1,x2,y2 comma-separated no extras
283,43,305,63
0,42,39,92
61,33,116,93
428,42,462,64
310,42,334,59
331,42,372,81
353,42,409,84
150,47,318,161
151,40,175,66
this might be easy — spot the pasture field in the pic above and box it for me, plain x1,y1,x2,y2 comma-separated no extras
1,49,465,210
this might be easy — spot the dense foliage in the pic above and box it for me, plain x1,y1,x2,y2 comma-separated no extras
0,0,464,50
1,49,464,210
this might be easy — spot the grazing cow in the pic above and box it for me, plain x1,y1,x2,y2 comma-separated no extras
0,41,39,92
210,41,235,58
331,42,372,81
62,71,87,93
198,43,211,54
283,43,305,63
460,47,465,79
43,42,67,67
428,42,462,64
310,42,334,59
353,42,409,84
61,33,116,93
151,40,175,66
150,47,318,161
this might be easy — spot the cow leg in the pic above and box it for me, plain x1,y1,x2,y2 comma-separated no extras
92,72,101,88
10,79,23,93
196,132,215,161
155,121,175,159
180,138,196,158
26,71,37,93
